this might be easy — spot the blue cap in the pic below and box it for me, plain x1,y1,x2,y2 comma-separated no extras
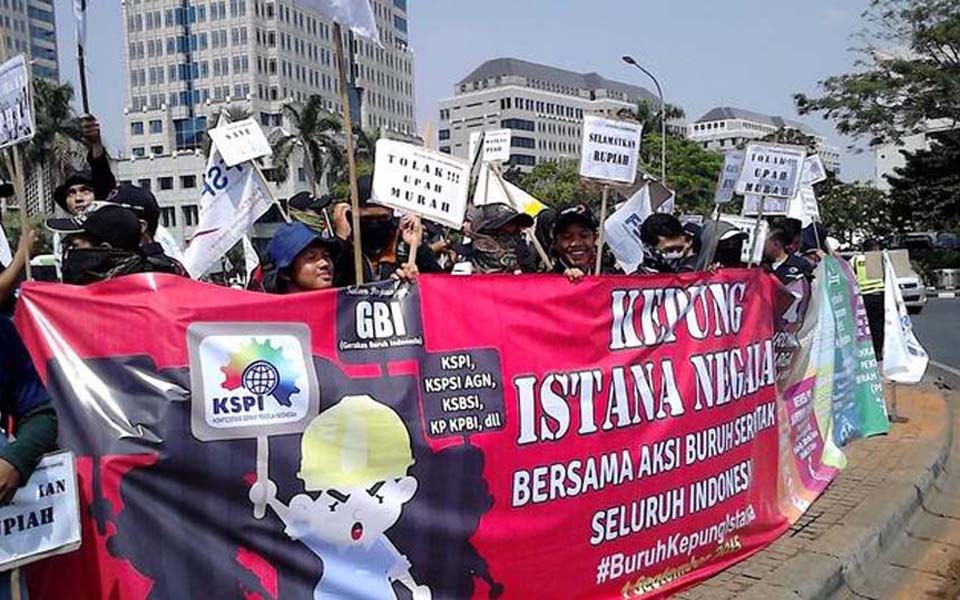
267,222,340,270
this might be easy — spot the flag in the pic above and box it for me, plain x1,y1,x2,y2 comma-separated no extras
182,144,274,278
302,0,379,39
473,165,546,217
882,251,929,383
155,225,186,265
602,184,652,274
74,0,86,46
241,235,260,286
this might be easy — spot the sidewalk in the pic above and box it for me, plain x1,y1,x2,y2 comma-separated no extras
676,381,952,600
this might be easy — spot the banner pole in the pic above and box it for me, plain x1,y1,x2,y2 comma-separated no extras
77,46,90,115
747,196,765,269
333,21,364,285
10,146,30,280
10,567,20,600
253,436,269,519
595,185,610,274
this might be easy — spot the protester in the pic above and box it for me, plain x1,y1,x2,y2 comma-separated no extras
468,204,537,274
103,184,188,276
46,203,182,284
852,239,885,359
693,221,749,271
52,115,116,215
639,213,696,273
775,217,803,256
332,175,437,282
763,224,813,285
264,222,342,294
799,223,831,267
550,204,602,281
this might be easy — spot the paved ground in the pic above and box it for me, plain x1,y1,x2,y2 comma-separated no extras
913,299,960,375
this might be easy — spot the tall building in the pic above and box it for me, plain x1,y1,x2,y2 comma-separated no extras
874,118,954,191
688,107,842,174
117,0,416,245
0,0,58,81
437,57,662,170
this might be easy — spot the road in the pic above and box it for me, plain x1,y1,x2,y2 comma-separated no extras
833,298,960,600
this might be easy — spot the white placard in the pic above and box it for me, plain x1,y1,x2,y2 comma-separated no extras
785,184,820,223
579,115,642,185
718,214,769,265
735,143,806,199
207,118,273,167
801,154,828,185
0,55,35,151
714,150,744,204
468,129,512,165
0,451,81,571
372,139,470,229
742,195,789,217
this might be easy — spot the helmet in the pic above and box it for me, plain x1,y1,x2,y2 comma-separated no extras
298,395,414,491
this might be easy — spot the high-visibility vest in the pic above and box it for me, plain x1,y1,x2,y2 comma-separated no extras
851,254,884,295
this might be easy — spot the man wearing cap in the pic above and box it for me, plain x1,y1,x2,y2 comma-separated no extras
102,184,188,276
52,115,116,215
551,204,600,281
47,203,184,284
264,222,342,293
468,204,537,274
331,175,439,283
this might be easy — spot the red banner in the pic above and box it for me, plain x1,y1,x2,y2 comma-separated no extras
16,270,787,599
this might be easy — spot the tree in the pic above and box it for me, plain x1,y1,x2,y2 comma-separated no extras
884,130,960,231
269,95,343,193
814,177,894,245
794,0,960,146
639,134,724,217
515,160,604,212
617,99,686,139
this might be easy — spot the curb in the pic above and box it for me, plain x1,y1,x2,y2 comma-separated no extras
747,382,953,600
926,289,960,298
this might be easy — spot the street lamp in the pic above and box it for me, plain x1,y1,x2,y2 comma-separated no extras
622,55,666,186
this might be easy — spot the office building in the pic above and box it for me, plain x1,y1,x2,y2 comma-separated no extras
0,0,58,81
688,106,842,174
437,57,662,170
117,0,416,245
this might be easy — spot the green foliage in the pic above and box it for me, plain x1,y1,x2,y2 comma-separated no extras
814,176,893,245
885,130,960,231
617,99,686,139
516,160,603,212
640,134,723,217
760,128,820,156
269,95,343,190
794,0,960,146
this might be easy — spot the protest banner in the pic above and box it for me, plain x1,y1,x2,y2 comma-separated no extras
714,151,744,205
206,118,273,167
0,56,34,151
882,251,929,384
182,144,274,278
13,266,889,599
735,143,805,199
469,129,512,165
801,155,828,185
0,451,81,571
579,116,643,185
372,139,470,229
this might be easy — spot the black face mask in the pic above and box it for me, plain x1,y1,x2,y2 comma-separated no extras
361,219,396,255
62,247,139,285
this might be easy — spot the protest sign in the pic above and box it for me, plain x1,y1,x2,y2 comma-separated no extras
735,143,805,199
206,118,273,167
0,55,34,151
469,129,511,164
801,155,828,185
372,139,470,228
579,116,642,185
0,451,80,571
786,184,820,221
882,251,929,383
714,150,744,204
741,195,789,217
182,146,274,278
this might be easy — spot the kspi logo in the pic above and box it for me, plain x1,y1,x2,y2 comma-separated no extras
188,323,320,441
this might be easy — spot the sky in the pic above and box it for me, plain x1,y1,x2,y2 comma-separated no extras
54,0,875,182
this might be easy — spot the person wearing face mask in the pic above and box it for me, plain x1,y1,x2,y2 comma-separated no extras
264,222,341,294
331,175,438,284
46,203,184,285
692,221,750,271
468,204,537,274
639,213,696,273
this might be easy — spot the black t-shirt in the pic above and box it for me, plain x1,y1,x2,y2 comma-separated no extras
772,254,813,285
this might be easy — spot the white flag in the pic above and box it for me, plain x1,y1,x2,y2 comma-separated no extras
74,0,86,46
302,0,379,40
183,146,274,278
473,165,546,217
882,251,928,383
602,185,652,274
154,225,186,265
242,235,260,285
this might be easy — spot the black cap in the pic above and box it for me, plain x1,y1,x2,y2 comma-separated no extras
106,184,160,233
800,223,830,255
53,170,95,211
552,204,598,236
46,203,143,251
472,204,534,233
289,191,334,212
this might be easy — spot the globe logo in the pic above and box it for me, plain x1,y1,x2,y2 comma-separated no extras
242,360,280,396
